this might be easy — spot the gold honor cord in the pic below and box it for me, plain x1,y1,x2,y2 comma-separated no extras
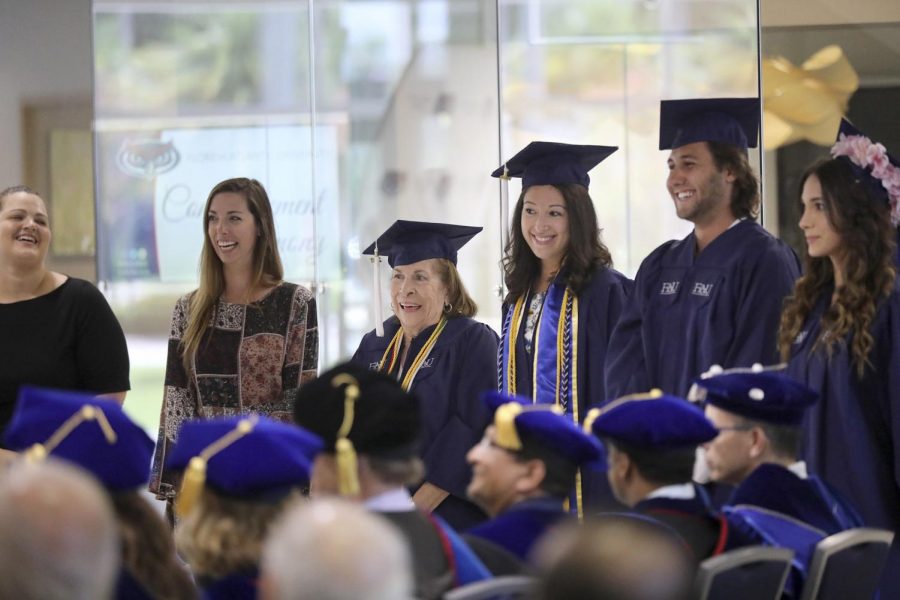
176,415,258,518
505,295,527,395
570,295,582,521
377,318,448,391
25,404,118,463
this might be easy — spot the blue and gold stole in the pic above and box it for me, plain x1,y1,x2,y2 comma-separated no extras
498,280,583,517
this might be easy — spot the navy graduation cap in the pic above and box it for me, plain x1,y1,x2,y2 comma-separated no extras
166,415,323,516
3,386,155,491
659,97,760,151
491,141,617,189
362,220,482,268
584,389,718,449
484,391,604,467
694,370,818,426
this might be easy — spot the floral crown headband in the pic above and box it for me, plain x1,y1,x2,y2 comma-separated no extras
830,119,900,227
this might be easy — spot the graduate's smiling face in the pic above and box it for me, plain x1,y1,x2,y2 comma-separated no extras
390,258,448,338
0,191,51,268
799,174,845,261
207,191,259,274
521,185,570,270
702,405,758,486
666,142,735,225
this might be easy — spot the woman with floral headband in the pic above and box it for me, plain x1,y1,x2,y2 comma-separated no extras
778,119,900,595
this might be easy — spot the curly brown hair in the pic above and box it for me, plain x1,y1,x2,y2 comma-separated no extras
502,183,612,303
174,488,301,579
778,158,897,376
707,141,760,219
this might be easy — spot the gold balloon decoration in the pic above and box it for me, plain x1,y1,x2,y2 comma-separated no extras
762,45,859,150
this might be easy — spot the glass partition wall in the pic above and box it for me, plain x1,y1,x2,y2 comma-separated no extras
91,0,761,431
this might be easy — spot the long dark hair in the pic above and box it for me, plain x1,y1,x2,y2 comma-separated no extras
778,158,896,376
502,183,612,303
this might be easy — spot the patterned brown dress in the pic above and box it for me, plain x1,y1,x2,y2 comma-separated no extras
149,282,317,500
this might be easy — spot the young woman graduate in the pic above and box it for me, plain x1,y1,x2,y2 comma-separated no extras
493,141,633,514
779,119,900,595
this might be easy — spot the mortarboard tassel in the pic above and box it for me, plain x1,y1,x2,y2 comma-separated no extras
499,164,510,257
372,244,384,337
332,374,361,497
175,417,257,518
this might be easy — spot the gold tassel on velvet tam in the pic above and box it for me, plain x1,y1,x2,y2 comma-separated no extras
331,374,361,497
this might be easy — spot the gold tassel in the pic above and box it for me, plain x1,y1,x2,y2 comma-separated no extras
493,403,523,451
332,374,361,497
176,456,207,518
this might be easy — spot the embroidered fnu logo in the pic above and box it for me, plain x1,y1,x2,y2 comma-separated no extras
422,358,436,369
660,281,680,295
691,282,714,297
794,331,808,346
116,139,180,180
368,362,380,371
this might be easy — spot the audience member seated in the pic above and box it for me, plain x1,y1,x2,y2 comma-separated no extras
292,361,492,600
3,386,196,600
532,514,693,600
697,368,863,533
166,415,323,599
464,391,604,567
260,497,414,600
585,390,749,563
0,458,120,600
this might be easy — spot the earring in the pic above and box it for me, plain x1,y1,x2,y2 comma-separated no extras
443,301,453,313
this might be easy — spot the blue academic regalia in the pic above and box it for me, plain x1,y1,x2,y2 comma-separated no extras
501,266,632,417
605,219,800,399
634,484,740,563
787,278,900,595
729,463,862,535
353,315,498,530
466,497,570,562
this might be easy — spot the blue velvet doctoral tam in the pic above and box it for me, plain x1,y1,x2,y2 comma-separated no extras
606,219,800,399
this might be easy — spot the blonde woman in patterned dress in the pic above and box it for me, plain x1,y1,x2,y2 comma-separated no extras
149,177,318,517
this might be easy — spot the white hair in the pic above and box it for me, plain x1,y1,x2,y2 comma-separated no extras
261,498,414,600
0,459,120,599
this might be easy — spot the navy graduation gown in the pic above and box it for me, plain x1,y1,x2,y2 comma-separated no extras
352,316,498,530
199,571,258,599
501,266,632,416
787,278,900,595
729,463,862,535
634,484,734,563
605,220,800,399
465,497,570,562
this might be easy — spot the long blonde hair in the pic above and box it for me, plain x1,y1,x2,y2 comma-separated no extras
180,178,283,372
778,159,896,376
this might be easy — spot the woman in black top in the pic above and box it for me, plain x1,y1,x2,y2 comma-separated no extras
0,185,129,440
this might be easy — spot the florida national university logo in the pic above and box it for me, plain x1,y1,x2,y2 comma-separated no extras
116,139,180,180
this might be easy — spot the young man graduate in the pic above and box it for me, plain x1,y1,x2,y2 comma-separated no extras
605,98,800,399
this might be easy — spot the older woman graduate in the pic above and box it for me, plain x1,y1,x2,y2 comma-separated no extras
780,119,900,596
493,142,633,514
352,220,499,530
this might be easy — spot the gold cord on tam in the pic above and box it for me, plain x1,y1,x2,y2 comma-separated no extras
493,402,563,453
582,388,664,433
332,374,361,497
24,404,118,464
176,416,257,518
